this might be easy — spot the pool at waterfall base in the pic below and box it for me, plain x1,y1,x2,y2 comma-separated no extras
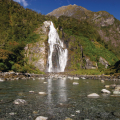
0,78,120,120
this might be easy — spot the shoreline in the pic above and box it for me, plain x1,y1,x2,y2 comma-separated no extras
0,72,120,81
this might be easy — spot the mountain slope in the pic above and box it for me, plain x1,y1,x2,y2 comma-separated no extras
52,16,118,74
0,0,46,73
48,5,120,58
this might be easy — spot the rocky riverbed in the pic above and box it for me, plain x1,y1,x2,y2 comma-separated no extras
0,72,120,81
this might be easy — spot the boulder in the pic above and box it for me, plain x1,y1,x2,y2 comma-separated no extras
13,99,27,105
99,57,109,68
113,90,120,95
101,89,111,94
87,93,100,98
73,82,79,85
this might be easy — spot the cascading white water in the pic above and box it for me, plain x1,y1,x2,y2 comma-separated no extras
47,21,68,72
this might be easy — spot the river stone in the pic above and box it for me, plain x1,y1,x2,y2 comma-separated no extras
101,80,105,83
81,77,86,79
13,99,27,105
67,76,73,80
9,112,16,115
39,92,46,95
87,93,100,98
0,78,4,82
35,116,48,120
113,90,120,95
43,82,47,84
76,110,80,113
115,85,120,90
104,85,110,88
101,89,111,94
73,82,79,85
74,77,79,80
29,91,34,93
110,84,116,89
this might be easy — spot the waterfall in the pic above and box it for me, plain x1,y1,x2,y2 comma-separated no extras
47,21,68,72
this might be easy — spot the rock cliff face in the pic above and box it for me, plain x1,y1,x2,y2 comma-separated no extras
24,22,50,72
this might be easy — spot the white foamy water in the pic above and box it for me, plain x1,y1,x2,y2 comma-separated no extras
47,21,68,72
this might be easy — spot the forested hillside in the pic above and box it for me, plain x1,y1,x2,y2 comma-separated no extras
48,5,120,59
0,0,47,73
52,16,119,74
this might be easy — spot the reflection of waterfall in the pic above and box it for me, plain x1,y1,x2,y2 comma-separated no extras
47,78,53,114
58,78,67,102
47,78,67,114
47,22,68,72
48,78,52,104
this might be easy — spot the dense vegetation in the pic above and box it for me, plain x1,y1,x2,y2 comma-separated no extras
0,0,47,73
53,16,119,74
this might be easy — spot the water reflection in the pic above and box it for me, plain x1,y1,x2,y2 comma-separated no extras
47,78,67,113
47,78,52,114
58,78,67,103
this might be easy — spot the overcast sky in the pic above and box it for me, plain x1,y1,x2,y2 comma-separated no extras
13,0,120,20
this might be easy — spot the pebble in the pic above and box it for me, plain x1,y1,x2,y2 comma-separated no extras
104,85,110,88
101,80,105,83
73,82,79,85
13,99,27,105
29,91,34,93
81,77,86,79
9,112,16,115
87,93,100,98
39,92,46,95
76,110,80,113
43,82,47,84
101,89,111,94
35,116,48,120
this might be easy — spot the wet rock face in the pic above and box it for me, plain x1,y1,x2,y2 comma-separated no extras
42,21,51,34
52,44,60,72
24,21,49,72
25,41,46,71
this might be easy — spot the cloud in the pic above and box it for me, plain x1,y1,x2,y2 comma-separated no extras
13,0,28,7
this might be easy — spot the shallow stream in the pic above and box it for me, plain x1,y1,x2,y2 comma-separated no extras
0,78,120,120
